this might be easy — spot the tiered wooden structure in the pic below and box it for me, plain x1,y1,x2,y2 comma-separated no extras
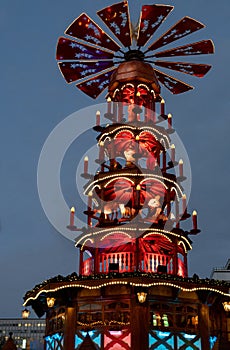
24,2,230,349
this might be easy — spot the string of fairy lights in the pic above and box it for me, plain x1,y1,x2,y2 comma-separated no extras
24,276,230,306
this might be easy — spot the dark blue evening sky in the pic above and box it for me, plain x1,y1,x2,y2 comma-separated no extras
0,0,230,317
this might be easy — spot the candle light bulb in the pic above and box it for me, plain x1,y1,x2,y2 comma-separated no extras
71,207,75,213
179,159,183,165
168,113,172,128
170,144,175,162
136,135,140,141
182,194,187,213
107,96,111,102
192,210,198,230
96,110,100,126
136,91,141,97
99,141,104,147
160,99,165,115
84,156,89,174
136,184,141,190
88,191,93,197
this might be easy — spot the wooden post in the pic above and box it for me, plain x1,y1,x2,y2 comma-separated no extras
131,297,149,350
79,250,83,275
199,304,210,350
173,238,178,275
135,238,140,272
184,253,188,277
94,247,99,274
64,307,76,350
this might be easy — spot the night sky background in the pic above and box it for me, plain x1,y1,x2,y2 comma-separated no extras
1,0,230,317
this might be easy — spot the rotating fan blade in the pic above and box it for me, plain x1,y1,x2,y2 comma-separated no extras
56,37,114,61
154,68,193,94
154,61,212,78
65,13,121,52
137,4,174,47
76,68,116,98
58,61,115,83
97,1,132,47
154,39,214,58
148,16,205,52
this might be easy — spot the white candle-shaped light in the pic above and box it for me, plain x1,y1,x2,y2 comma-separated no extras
182,194,187,213
168,113,172,129
136,91,141,106
171,144,175,163
161,99,165,115
70,207,75,226
84,156,88,174
107,96,112,114
88,191,93,209
99,141,104,162
179,159,184,177
96,110,100,126
192,210,198,230
136,184,141,207
135,135,140,154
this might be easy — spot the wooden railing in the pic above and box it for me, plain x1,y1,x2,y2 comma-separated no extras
81,253,186,276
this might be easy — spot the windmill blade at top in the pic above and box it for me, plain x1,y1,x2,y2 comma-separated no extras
97,1,132,48
58,61,115,84
56,37,114,61
137,4,174,47
65,13,121,53
154,68,194,94
153,39,214,58
76,68,116,99
154,61,212,78
148,16,205,52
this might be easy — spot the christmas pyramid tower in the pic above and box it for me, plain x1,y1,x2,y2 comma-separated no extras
24,3,230,349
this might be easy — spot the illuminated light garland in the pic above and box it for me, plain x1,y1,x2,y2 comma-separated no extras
100,231,132,241
137,83,150,92
104,177,135,188
170,187,180,201
98,125,169,146
84,173,183,197
139,127,170,147
142,229,192,249
139,177,168,190
150,90,156,97
178,241,187,253
23,279,230,306
77,320,130,327
75,227,191,249
121,83,135,90
141,233,172,243
112,89,120,98
81,239,94,251
160,138,167,150
114,130,135,139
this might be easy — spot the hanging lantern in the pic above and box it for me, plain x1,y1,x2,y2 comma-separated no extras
22,308,30,319
137,292,147,303
223,302,230,312
47,297,56,308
